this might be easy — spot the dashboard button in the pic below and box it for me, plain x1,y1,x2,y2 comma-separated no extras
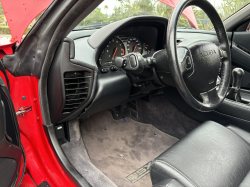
110,66,118,71
123,60,127,67
101,68,109,73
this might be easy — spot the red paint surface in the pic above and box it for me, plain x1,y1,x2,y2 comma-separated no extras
0,38,15,59
20,173,36,187
1,0,53,42
158,0,198,29
4,72,76,187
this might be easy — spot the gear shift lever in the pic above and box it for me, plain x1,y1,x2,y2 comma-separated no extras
227,68,244,102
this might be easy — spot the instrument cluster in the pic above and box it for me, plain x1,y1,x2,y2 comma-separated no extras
99,36,155,67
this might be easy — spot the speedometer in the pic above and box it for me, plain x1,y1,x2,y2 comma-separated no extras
99,37,125,66
127,37,143,54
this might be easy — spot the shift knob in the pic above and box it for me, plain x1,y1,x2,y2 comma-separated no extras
232,68,244,90
227,68,244,102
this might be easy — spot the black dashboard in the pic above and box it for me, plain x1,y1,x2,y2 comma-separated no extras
47,14,250,127
43,5,250,137
48,16,168,124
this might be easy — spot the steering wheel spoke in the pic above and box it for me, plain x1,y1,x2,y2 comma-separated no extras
219,49,228,59
200,88,220,106
177,47,194,77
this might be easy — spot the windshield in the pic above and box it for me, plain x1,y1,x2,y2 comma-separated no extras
74,0,250,31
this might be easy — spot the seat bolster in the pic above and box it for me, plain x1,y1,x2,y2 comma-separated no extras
150,121,250,187
150,161,196,187
152,179,184,187
228,125,250,144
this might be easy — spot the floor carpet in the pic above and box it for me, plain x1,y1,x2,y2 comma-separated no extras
61,119,117,187
137,94,200,139
81,111,178,187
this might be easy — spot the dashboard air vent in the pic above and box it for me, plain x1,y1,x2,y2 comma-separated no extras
63,71,91,114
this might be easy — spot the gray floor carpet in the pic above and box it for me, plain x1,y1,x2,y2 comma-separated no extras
81,111,178,187
61,119,117,187
137,95,200,139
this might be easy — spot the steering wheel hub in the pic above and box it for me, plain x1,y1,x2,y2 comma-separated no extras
179,41,221,93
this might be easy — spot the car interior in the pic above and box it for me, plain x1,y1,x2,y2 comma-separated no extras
2,0,250,186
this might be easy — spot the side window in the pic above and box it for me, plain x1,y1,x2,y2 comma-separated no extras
177,7,212,30
0,2,10,39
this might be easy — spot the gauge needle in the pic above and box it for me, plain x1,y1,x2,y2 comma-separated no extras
133,45,137,52
112,47,118,59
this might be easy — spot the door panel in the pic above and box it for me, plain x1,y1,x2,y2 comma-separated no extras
0,76,23,187
0,158,17,187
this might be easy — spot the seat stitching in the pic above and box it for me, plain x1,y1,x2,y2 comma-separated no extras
154,160,198,187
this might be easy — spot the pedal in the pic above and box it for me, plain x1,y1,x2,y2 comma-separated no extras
109,106,123,120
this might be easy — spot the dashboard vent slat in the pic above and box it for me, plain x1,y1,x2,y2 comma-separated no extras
66,87,89,91
65,92,88,96
65,82,89,85
62,71,91,114
64,76,91,80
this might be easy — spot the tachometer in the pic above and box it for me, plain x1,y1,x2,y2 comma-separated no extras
127,37,143,54
144,43,154,54
99,37,125,66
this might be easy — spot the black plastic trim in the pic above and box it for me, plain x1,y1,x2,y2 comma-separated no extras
43,124,91,187
79,70,132,119
48,40,97,124
63,38,75,59
88,16,168,62
0,77,22,187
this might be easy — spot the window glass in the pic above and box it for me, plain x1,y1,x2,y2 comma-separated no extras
75,0,250,31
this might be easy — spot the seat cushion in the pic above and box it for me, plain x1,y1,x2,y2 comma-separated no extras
150,121,250,187
228,125,250,145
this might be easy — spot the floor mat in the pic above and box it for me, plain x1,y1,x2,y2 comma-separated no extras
81,111,178,187
61,119,117,187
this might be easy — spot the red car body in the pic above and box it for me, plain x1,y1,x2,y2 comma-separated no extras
0,0,75,186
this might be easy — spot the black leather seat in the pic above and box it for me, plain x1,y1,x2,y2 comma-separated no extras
150,121,250,187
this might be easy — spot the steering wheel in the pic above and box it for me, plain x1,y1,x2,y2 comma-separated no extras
166,0,231,112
